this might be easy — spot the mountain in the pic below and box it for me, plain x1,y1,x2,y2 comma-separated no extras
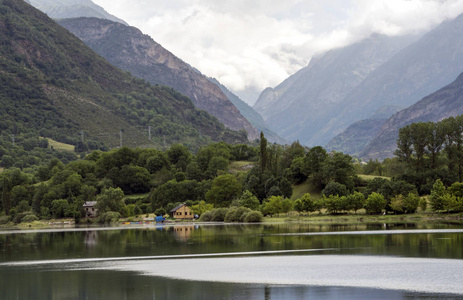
0,0,247,150
253,34,417,147
57,17,259,141
207,78,286,144
360,72,463,160
325,13,463,151
325,105,403,155
28,0,127,25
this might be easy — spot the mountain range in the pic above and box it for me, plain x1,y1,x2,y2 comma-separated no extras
360,71,463,159
256,12,463,157
0,0,247,150
253,33,418,147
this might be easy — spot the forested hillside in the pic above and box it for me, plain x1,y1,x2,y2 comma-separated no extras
57,17,258,140
0,0,247,157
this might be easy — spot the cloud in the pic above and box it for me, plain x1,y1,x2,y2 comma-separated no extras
93,0,463,104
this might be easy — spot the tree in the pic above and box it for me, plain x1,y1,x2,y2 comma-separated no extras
95,187,125,214
430,179,446,211
238,190,260,210
205,174,242,207
347,192,365,214
191,200,214,216
322,181,347,197
364,192,387,214
259,132,268,171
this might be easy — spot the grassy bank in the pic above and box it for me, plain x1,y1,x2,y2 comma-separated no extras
263,212,463,224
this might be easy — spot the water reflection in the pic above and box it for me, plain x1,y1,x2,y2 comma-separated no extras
1,222,463,299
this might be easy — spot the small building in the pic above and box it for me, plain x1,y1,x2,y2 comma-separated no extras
83,201,98,218
170,203,194,219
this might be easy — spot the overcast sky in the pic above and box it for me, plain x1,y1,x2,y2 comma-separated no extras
92,0,463,105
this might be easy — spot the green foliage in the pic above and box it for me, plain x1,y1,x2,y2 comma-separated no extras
294,193,319,213
98,211,121,223
364,192,387,215
224,207,251,222
243,210,263,222
262,196,293,216
430,179,446,211
191,200,213,216
95,187,125,214
205,174,241,207
322,182,347,197
238,190,260,210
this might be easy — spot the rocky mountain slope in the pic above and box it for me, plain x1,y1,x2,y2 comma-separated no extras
253,34,417,147
0,0,247,150
28,0,127,25
207,78,285,144
57,17,259,141
325,105,403,155
360,72,463,160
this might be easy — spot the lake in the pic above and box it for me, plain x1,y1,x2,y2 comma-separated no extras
1,221,463,299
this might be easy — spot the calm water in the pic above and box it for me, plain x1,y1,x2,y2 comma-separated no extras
1,222,463,299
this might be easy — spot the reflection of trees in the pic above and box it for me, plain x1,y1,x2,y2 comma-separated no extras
1,223,463,263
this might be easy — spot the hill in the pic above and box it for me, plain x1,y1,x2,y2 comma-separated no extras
0,0,247,151
253,34,416,147
360,72,463,160
57,17,258,141
28,0,127,25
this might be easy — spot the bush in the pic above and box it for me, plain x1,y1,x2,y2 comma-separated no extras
0,215,10,225
224,207,251,223
13,212,38,224
99,211,121,224
22,213,39,223
243,211,263,223
211,208,228,222
198,211,213,222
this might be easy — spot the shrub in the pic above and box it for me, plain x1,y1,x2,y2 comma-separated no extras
419,198,428,212
198,211,213,222
0,215,10,225
211,208,228,222
99,211,121,224
243,211,263,223
224,207,251,223
13,212,38,224
22,213,39,223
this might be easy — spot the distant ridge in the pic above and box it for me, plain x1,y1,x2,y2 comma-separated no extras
360,72,463,160
29,0,128,25
253,34,417,147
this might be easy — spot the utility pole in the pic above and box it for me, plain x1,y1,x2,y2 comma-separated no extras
11,134,15,147
148,125,151,140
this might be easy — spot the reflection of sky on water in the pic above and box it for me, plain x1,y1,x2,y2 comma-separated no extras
95,255,463,295
4,254,463,295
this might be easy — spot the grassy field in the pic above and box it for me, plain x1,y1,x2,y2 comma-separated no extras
42,137,75,152
291,180,322,200
229,161,254,173
358,174,391,181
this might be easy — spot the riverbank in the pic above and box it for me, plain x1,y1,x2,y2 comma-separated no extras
263,212,463,224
